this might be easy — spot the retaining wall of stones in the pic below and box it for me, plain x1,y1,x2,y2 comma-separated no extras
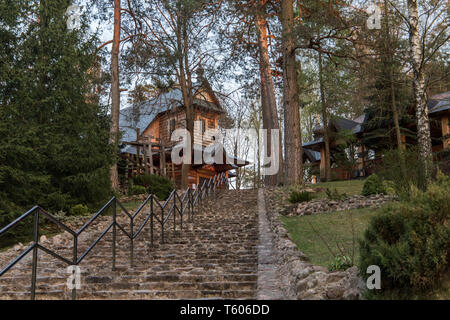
290,194,394,217
263,189,364,300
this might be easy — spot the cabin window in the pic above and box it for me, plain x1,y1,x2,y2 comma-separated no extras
201,119,206,134
169,118,176,135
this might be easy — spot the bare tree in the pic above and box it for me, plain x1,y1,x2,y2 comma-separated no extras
125,0,224,189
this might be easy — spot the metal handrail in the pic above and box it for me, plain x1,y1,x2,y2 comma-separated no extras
0,172,229,300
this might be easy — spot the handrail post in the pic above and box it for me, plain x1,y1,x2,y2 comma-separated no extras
30,208,39,300
161,207,164,244
190,189,194,221
150,195,154,247
178,192,184,231
187,189,191,222
130,217,134,268
173,194,176,232
72,235,78,300
112,199,117,271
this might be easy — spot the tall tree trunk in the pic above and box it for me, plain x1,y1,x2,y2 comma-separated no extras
389,70,402,150
407,0,433,184
109,0,121,192
383,0,406,179
383,1,404,154
178,19,194,190
256,1,283,186
318,51,331,182
280,0,303,186
389,67,408,178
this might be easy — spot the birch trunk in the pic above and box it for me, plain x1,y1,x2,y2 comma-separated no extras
109,0,121,191
281,0,303,186
407,0,433,183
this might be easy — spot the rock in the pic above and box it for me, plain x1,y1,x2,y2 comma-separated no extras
85,276,113,284
40,235,48,243
13,243,24,251
296,278,310,292
327,272,346,283
326,284,345,299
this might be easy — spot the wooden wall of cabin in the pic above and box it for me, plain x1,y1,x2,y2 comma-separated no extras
142,107,219,148
172,167,227,189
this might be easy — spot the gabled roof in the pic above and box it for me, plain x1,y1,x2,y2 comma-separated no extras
119,88,224,150
303,148,321,163
304,115,364,150
313,117,361,136
120,90,181,144
333,118,360,131
428,91,450,114
303,138,324,148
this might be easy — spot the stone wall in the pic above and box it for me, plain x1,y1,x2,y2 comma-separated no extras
263,189,365,300
289,194,394,217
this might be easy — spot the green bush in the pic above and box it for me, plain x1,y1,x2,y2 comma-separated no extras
378,148,431,198
329,255,353,271
133,174,174,200
128,185,147,196
69,204,90,216
289,191,313,204
326,188,348,201
359,172,450,292
361,174,386,196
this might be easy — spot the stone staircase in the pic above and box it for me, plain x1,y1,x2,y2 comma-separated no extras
0,189,259,300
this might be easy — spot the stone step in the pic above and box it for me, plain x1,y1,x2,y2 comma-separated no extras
0,189,259,300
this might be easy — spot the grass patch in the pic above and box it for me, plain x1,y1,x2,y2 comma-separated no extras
281,207,381,268
309,179,365,199
120,200,142,213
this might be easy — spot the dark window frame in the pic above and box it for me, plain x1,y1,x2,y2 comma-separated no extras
169,118,176,135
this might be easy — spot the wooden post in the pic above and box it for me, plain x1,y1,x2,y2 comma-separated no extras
319,145,326,180
148,136,154,175
143,135,148,174
136,129,141,175
401,134,407,150
161,139,166,177
171,162,175,182
442,115,449,150
125,154,129,188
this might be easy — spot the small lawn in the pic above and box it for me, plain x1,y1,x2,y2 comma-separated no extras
281,207,380,268
120,200,142,213
308,179,366,199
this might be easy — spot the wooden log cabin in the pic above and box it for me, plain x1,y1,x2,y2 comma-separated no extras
118,85,249,189
302,91,450,182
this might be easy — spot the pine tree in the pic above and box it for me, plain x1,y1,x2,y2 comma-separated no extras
0,0,113,223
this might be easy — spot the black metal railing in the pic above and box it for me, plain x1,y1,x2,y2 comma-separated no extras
0,172,230,300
